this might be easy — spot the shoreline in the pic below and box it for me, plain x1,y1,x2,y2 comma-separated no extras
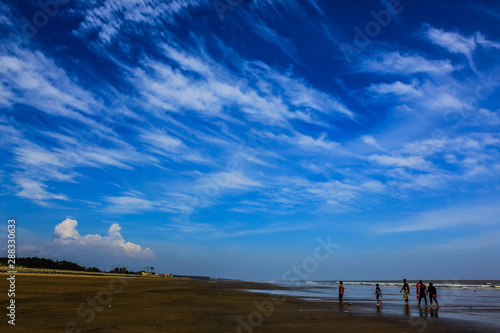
1,273,498,332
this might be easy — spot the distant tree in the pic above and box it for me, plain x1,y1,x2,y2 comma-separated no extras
111,267,129,274
85,267,101,272
0,257,86,271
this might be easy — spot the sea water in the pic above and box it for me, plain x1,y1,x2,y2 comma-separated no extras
252,280,500,329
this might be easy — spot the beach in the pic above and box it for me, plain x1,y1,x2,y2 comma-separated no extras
1,273,499,332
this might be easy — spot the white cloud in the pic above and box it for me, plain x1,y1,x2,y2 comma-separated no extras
8,130,158,205
368,154,428,169
424,92,463,109
397,172,446,190
426,27,476,59
295,132,339,150
472,108,500,126
103,195,159,214
247,15,302,64
362,52,455,75
208,222,314,238
165,221,219,234
1,1,499,226
367,80,422,96
132,41,354,128
15,178,68,204
424,26,492,72
475,32,500,49
403,138,446,157
197,171,262,191
256,176,386,212
139,129,186,154
361,135,385,150
76,0,206,45
0,48,101,125
261,131,339,151
54,218,81,239
54,218,154,258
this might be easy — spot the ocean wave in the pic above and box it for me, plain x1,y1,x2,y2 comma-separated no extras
283,280,500,291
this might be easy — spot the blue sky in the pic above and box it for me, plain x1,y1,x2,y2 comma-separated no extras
1,0,499,280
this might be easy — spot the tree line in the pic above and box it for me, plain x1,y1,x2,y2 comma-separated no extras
0,257,144,274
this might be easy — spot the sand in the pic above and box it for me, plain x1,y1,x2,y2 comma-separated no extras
0,273,497,332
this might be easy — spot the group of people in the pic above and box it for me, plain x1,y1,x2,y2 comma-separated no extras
400,279,439,307
337,279,439,307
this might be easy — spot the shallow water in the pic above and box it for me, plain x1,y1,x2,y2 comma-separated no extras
249,280,500,329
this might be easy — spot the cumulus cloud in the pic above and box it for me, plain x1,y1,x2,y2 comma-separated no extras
54,218,154,258
54,218,81,239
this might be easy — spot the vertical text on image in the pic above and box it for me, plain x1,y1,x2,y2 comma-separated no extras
7,218,17,326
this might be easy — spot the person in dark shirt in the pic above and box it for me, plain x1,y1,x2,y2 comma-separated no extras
418,280,428,307
428,282,439,307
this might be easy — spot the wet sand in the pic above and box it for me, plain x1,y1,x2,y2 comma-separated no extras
1,273,497,332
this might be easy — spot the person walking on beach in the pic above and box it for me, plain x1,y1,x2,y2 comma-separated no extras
375,284,383,305
418,280,428,307
338,281,345,304
400,279,410,305
416,280,420,302
428,282,439,307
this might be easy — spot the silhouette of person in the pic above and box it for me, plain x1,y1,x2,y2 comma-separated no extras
418,280,428,307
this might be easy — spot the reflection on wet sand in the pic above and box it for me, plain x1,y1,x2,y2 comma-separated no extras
418,306,439,317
